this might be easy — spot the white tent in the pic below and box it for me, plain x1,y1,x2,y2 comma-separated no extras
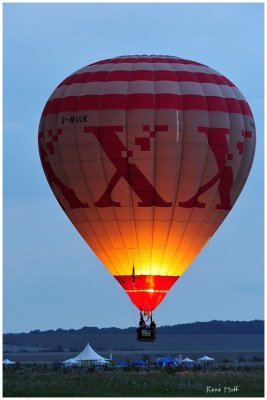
63,358,80,366
181,357,196,366
197,355,214,363
73,343,110,365
3,359,15,365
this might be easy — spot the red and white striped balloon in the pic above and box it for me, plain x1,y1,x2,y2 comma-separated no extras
38,55,256,312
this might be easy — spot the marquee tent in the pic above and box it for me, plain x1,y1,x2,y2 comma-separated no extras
156,357,176,366
73,343,110,365
197,355,214,364
63,358,80,366
3,359,15,365
116,361,129,367
181,357,196,366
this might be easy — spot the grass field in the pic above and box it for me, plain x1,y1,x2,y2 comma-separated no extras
3,364,264,397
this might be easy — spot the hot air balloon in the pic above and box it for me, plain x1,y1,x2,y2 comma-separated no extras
38,55,255,341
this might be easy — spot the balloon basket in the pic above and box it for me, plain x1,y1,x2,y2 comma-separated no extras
136,327,156,342
136,310,156,342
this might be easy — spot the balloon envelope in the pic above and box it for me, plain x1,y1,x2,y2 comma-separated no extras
38,55,256,312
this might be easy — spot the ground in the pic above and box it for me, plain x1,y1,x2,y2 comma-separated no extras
3,364,264,397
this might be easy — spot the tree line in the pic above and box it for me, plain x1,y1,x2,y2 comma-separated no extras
23,319,264,336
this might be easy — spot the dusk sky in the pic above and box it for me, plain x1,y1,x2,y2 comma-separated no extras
3,2,264,333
